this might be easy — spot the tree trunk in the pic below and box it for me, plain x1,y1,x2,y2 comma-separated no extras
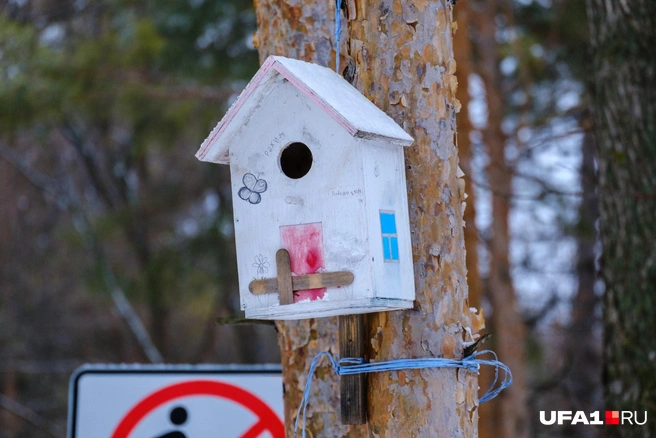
2,369,21,438
562,112,602,438
254,0,479,436
474,1,530,437
453,4,495,438
351,1,478,436
587,1,656,436
454,0,481,312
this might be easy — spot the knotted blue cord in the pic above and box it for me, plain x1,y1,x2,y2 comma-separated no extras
335,0,343,73
294,350,512,437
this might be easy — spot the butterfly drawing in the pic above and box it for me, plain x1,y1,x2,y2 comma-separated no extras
238,173,268,205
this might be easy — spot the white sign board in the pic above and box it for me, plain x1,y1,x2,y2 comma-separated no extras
68,364,284,438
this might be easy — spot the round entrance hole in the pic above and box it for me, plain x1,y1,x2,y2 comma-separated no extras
280,142,313,179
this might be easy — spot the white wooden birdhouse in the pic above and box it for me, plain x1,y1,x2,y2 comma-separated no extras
196,56,416,320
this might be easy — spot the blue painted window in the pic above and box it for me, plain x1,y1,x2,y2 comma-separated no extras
380,212,399,262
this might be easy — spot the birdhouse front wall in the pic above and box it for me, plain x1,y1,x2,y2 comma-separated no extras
227,79,414,319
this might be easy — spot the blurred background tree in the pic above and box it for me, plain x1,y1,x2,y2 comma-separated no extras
0,1,279,436
0,0,618,436
587,1,656,437
456,0,601,437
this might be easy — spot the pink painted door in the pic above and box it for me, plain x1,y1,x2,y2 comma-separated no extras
280,223,326,302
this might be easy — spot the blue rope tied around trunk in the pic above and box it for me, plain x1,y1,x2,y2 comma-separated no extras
294,350,512,437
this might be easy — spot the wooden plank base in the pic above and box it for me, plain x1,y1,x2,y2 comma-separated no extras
339,314,367,425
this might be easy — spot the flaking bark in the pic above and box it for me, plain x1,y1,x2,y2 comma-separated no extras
254,0,480,436
348,1,479,436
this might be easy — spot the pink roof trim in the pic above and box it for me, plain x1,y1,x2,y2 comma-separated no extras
196,56,413,163
195,56,278,161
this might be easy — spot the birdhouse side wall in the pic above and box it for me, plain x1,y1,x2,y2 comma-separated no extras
361,141,416,305
227,80,379,319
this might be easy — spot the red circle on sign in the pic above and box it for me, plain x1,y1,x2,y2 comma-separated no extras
111,380,284,438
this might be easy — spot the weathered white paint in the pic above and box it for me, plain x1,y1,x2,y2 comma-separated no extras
362,141,413,301
196,57,416,320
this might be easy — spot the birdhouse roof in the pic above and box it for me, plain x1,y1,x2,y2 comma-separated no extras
196,56,414,164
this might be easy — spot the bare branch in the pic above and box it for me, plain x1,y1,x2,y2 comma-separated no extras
0,143,68,205
111,69,234,102
0,393,65,438
60,121,123,208
471,177,582,201
0,360,80,374
105,271,164,363
524,292,560,329
216,316,275,326
0,141,163,363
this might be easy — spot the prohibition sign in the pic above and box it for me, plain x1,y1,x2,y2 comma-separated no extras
111,380,284,438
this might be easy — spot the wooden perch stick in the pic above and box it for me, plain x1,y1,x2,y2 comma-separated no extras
275,249,294,305
249,267,354,296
